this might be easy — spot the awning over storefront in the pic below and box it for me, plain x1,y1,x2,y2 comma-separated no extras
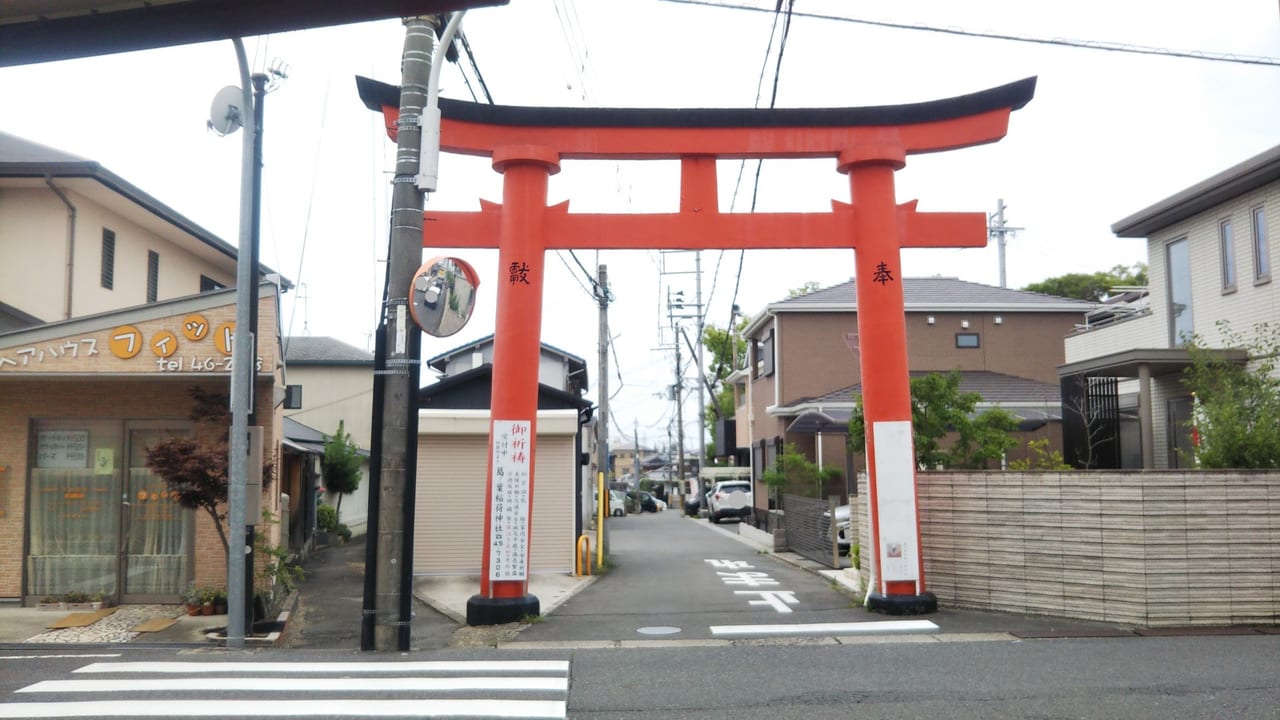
787,410,852,434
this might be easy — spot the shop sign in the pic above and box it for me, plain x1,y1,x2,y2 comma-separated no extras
0,313,262,373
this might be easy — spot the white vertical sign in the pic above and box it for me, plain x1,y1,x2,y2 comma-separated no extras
489,420,532,582
872,420,920,582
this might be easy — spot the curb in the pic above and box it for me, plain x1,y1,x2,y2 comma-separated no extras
205,591,299,647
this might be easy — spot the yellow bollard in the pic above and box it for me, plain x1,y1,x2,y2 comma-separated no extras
575,535,592,576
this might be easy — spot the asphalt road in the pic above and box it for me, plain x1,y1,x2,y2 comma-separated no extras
518,509,862,644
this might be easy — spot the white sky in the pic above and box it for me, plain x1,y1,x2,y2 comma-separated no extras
2,0,1277,452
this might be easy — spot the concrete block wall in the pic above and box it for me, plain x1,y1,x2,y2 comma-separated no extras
858,470,1280,626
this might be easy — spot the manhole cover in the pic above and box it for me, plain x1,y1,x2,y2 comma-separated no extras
636,626,682,636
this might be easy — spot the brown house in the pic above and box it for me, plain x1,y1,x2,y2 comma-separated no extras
729,277,1094,506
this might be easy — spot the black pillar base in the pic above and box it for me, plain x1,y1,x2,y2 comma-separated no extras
466,594,540,626
867,591,938,615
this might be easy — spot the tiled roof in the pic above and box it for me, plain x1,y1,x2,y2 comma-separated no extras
0,131,91,164
776,277,1093,311
283,336,373,365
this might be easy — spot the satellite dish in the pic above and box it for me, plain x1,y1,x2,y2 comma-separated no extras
207,85,245,136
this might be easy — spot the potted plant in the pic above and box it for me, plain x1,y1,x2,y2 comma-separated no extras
90,591,112,611
62,591,93,610
213,589,228,615
200,587,216,615
37,595,64,611
183,586,202,616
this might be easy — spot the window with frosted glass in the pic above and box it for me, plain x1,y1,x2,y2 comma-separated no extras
1253,206,1271,283
1166,237,1193,346
1220,219,1236,292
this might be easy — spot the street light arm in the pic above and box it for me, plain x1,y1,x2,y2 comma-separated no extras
418,11,465,192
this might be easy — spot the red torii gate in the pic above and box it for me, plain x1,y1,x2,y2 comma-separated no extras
359,76,1035,623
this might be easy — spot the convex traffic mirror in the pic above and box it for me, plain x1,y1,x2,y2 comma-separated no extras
409,256,480,337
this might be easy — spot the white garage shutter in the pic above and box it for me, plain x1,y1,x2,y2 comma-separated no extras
414,425,576,576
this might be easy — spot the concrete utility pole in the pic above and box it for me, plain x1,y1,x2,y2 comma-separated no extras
225,37,255,650
632,420,641,482
693,251,705,477
595,264,610,547
989,198,1023,288
363,15,436,652
674,330,685,490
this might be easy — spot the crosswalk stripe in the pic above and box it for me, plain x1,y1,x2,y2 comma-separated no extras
709,619,939,636
74,660,569,675
0,699,567,718
20,676,569,694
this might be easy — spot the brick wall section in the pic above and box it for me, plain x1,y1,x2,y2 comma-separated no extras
857,470,1280,626
0,377,280,599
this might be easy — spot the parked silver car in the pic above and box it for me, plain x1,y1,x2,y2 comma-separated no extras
706,480,752,524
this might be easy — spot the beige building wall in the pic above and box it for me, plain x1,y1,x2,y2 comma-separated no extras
0,186,235,322
284,363,373,535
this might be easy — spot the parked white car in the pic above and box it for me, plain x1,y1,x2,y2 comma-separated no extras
706,480,752,524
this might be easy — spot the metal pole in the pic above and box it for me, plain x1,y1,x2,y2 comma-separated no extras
224,37,255,650
369,15,435,652
995,198,1006,288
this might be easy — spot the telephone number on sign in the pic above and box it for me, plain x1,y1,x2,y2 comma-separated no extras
155,356,263,372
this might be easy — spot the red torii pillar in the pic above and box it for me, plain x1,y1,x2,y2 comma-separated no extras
358,76,1036,622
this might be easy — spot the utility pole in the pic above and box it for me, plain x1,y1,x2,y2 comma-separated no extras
595,264,610,548
989,198,1022,288
632,420,641,491
674,328,685,491
693,251,705,478
362,15,436,653
225,37,255,650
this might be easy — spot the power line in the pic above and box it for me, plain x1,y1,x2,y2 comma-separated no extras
662,0,1280,67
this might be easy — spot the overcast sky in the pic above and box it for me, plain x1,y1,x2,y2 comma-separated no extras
2,0,1277,451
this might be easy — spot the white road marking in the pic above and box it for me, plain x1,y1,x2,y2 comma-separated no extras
19,676,568,693
0,699,566,718
0,654,121,660
73,660,569,674
710,619,939,636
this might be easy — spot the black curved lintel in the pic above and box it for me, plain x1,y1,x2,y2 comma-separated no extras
356,75,1036,129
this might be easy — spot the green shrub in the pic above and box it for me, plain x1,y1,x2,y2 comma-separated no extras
317,503,352,541
317,504,340,533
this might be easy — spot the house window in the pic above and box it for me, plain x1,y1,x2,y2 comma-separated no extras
100,229,115,290
955,332,980,348
146,250,159,303
752,329,775,378
1253,206,1271,284
1220,219,1236,293
1166,237,1193,345
200,275,225,293
760,329,775,377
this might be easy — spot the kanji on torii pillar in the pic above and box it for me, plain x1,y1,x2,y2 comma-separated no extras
357,75,1036,622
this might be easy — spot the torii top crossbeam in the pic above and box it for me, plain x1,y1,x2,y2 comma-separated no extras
357,75,1035,622
358,76,1035,252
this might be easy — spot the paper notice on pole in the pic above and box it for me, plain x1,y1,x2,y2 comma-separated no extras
489,419,532,583
872,420,920,582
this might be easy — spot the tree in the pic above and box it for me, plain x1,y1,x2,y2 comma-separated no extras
847,370,1018,469
757,438,839,499
145,387,273,556
1022,263,1147,302
321,420,363,516
1181,321,1280,468
787,281,821,298
700,317,750,462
